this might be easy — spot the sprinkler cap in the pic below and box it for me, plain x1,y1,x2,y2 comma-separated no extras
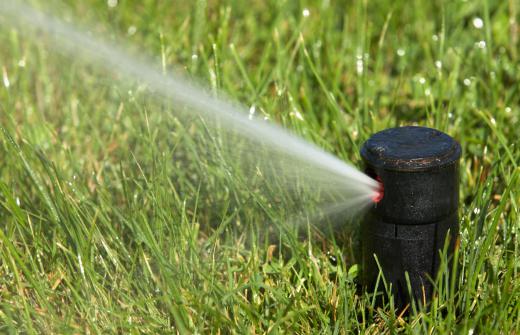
361,126,461,171
361,126,461,225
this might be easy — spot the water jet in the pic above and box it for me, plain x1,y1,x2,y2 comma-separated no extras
360,126,461,309
0,1,379,227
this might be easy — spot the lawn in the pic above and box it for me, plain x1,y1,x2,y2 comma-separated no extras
0,0,519,333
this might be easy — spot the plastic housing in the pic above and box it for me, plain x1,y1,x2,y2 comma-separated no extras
360,126,461,308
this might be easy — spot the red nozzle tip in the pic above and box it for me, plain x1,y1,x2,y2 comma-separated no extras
372,177,384,203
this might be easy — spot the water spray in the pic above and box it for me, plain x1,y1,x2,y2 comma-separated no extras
0,0,379,221
360,126,461,309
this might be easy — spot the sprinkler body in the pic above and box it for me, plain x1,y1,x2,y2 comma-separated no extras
360,126,461,308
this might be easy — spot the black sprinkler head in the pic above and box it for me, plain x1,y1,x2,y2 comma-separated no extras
360,126,461,309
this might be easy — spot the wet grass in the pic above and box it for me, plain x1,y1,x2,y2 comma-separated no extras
0,0,519,333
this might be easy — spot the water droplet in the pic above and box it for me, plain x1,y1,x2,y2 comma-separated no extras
302,8,310,17
291,109,304,121
107,0,118,8
356,60,363,74
248,105,256,120
396,48,405,57
463,78,471,86
326,251,338,266
2,66,10,88
472,17,484,29
356,54,364,74
127,26,137,35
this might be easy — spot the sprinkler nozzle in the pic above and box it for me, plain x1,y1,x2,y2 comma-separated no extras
371,177,384,203
360,126,461,309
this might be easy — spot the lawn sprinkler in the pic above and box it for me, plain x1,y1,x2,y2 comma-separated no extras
360,126,461,309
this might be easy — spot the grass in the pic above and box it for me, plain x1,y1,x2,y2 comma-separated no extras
0,0,519,333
